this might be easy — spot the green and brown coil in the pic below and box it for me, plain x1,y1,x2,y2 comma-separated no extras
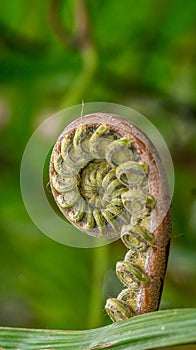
49,113,172,322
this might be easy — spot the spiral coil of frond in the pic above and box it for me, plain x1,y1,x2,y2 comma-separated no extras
49,113,171,322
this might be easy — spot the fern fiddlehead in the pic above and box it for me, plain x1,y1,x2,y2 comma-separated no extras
49,113,172,322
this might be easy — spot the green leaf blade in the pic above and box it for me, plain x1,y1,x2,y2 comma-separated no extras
0,309,196,350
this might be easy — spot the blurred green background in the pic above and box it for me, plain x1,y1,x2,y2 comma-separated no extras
0,0,195,332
